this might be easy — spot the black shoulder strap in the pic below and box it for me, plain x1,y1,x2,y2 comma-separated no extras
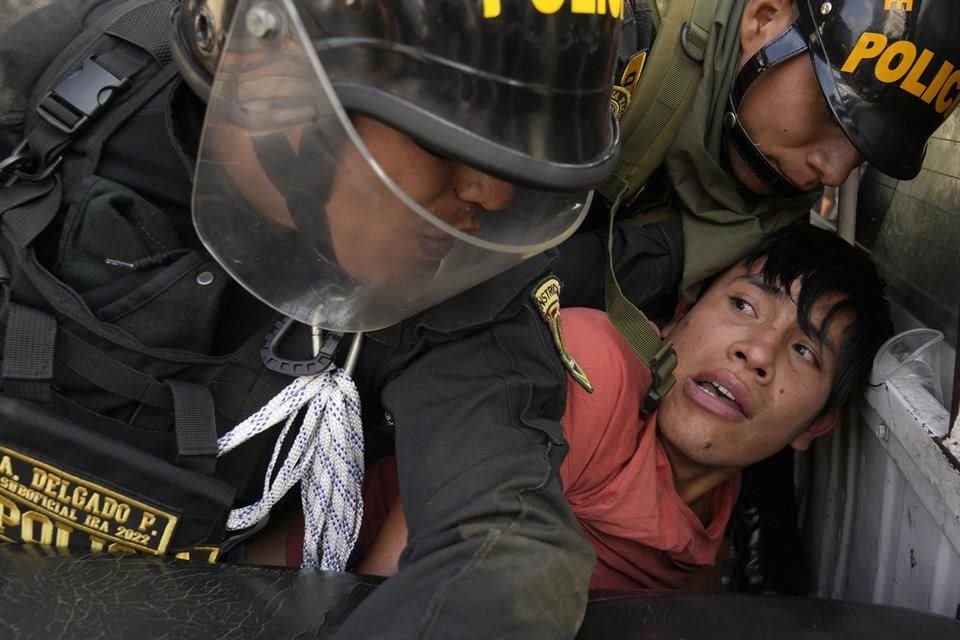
0,0,176,245
0,0,222,476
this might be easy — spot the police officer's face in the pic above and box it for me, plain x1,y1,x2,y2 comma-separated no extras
729,0,862,194
656,262,844,478
325,116,516,286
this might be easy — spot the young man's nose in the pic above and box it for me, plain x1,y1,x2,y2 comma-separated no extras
732,330,778,383
452,165,515,211
807,135,862,188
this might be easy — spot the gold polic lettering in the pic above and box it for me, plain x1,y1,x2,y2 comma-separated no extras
841,32,960,115
483,0,621,19
54,520,73,548
841,32,888,73
21,511,54,545
884,0,914,10
902,48,936,97
921,62,955,103
0,495,20,534
936,70,960,117
875,40,916,83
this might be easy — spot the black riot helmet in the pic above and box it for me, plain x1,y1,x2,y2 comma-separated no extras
725,0,960,194
171,0,622,190
798,0,960,181
170,1,624,332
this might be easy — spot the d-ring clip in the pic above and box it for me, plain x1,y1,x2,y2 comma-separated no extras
680,21,707,63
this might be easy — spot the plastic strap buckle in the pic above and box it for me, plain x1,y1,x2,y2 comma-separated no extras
642,340,677,417
36,57,128,134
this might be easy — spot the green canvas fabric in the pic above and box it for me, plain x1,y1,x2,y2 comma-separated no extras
662,0,818,300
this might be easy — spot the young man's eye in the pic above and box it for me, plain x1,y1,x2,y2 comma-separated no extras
730,297,755,316
794,343,820,366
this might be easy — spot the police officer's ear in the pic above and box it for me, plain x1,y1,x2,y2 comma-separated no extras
739,0,797,60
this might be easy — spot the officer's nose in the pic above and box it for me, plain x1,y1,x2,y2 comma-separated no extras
452,164,516,212
807,132,862,188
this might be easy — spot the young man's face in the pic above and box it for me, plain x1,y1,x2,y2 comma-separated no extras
729,0,862,194
656,261,846,476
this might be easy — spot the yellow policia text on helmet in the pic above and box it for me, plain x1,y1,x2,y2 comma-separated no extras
841,32,960,117
482,0,623,19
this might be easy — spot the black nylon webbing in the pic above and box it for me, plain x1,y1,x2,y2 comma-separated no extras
168,379,218,476
2,303,57,403
0,177,63,248
55,327,172,409
95,43,149,83
5,1,166,188
106,0,175,65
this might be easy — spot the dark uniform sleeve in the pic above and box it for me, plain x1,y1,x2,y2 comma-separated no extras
552,214,684,325
333,297,595,640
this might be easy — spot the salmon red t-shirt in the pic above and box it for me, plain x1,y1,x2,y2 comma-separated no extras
291,308,740,590
558,307,739,591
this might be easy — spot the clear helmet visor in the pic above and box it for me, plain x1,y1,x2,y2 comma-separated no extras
193,0,591,332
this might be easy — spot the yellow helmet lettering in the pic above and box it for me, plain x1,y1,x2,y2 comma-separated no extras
901,49,936,97
483,0,623,18
841,31,960,120
841,32,888,73
483,0,502,18
935,70,960,115
570,0,623,18
571,0,595,13
921,61,956,104
875,40,917,83
531,0,565,13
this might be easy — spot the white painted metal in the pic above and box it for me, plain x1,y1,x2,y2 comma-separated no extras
807,375,960,620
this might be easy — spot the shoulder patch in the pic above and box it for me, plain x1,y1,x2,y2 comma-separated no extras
620,49,648,96
531,277,593,393
610,49,648,120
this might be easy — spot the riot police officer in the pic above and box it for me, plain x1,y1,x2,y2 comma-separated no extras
0,1,624,638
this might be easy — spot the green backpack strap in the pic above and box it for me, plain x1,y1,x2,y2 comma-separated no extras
600,0,715,413
600,0,714,203
604,190,677,416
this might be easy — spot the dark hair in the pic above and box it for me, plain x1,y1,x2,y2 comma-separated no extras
726,223,893,416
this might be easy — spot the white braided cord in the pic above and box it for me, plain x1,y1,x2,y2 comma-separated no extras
216,368,364,570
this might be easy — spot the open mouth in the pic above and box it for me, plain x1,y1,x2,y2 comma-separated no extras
695,379,745,416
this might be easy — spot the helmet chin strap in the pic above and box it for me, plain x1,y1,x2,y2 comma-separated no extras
723,22,810,196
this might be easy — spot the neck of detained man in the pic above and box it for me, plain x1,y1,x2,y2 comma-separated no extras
656,429,739,524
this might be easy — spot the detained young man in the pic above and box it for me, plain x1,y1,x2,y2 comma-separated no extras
342,224,893,590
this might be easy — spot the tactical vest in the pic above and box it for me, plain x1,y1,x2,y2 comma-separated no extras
0,0,302,560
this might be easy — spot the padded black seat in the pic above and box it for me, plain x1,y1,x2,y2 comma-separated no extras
0,545,957,639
